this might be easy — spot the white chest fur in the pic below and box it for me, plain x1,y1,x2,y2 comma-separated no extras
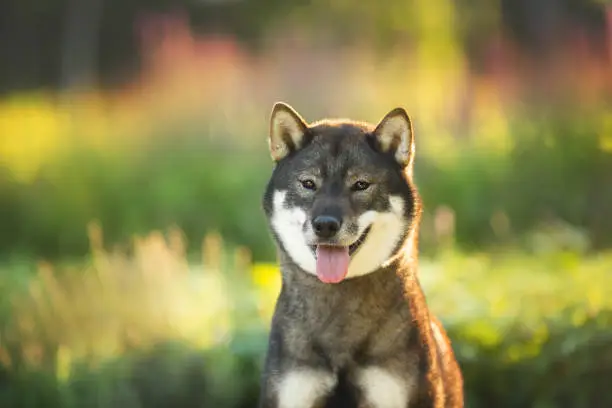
357,367,412,408
276,369,336,408
275,367,411,408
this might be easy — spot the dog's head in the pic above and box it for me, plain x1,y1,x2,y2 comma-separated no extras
262,102,420,284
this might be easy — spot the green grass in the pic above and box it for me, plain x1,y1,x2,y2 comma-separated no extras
1,228,611,407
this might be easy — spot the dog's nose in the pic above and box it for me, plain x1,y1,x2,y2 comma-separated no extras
312,215,342,239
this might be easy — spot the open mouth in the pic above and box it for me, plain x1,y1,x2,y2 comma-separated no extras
310,226,372,257
348,226,371,255
310,226,372,284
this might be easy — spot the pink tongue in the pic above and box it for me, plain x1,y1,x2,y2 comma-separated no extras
315,246,350,283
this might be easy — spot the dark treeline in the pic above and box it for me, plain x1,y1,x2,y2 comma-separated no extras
0,0,609,94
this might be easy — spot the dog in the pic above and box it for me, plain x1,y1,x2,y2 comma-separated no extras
258,102,464,408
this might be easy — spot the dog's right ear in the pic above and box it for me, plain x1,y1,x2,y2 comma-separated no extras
268,102,310,162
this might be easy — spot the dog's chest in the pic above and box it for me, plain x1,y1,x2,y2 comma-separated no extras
314,297,412,361
281,273,414,363
276,365,414,408
272,302,426,408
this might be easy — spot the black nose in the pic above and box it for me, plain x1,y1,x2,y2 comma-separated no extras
312,215,342,239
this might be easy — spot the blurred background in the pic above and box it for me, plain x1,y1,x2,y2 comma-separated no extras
0,0,611,407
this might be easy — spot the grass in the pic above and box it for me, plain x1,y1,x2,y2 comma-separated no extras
1,223,610,371
0,225,611,407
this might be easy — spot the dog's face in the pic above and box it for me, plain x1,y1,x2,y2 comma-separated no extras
262,103,419,283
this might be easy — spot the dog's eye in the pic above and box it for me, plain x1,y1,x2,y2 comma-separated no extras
352,180,371,191
300,179,317,190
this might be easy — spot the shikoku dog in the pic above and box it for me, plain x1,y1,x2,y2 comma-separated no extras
258,102,464,408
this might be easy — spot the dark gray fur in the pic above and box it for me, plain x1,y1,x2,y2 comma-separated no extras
259,105,464,408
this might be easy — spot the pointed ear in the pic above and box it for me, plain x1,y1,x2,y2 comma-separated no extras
268,102,310,162
372,107,415,168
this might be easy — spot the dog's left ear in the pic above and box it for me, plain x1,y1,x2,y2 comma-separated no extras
268,102,310,162
372,107,415,169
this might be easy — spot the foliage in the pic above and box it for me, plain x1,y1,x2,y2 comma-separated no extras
1,229,611,407
0,0,608,92
1,92,611,261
